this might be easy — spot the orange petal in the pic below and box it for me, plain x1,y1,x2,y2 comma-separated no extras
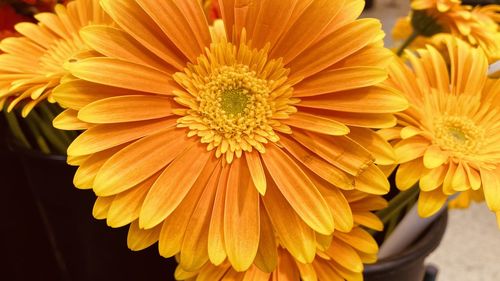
78,95,175,124
253,206,278,273
355,164,390,195
245,151,267,195
261,144,334,235
396,158,424,190
418,189,448,217
224,157,260,271
93,128,189,196
326,239,363,273
348,127,397,165
127,220,161,251
208,165,230,265
284,112,349,136
139,143,213,229
53,109,91,130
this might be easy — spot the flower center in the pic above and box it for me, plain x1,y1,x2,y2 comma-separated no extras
173,38,297,163
434,115,484,156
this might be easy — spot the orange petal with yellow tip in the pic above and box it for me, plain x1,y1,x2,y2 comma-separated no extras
159,161,219,258
92,196,114,220
127,220,161,251
313,259,344,281
53,109,91,130
280,134,354,190
69,57,178,95
292,130,374,176
353,211,384,231
79,25,175,73
335,228,378,254
326,239,363,273
294,66,387,97
481,167,500,211
284,112,350,136
139,143,214,229
78,95,175,124
423,145,449,169
224,157,260,272
355,164,390,195
261,144,334,235
253,205,278,273
99,0,186,70
418,189,448,217
208,165,230,266
298,85,408,114
396,158,424,190
245,151,267,195
348,127,396,165
179,163,221,272
93,128,188,196
261,182,316,264
106,173,159,228
68,118,176,156
288,18,381,80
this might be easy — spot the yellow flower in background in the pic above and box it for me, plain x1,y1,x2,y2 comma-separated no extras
394,0,500,61
0,0,111,116
385,37,500,223
52,0,405,273
175,192,386,281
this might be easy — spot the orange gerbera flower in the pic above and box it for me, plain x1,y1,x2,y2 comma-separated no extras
175,192,386,281
53,0,406,272
385,37,500,225
394,0,500,61
0,0,111,116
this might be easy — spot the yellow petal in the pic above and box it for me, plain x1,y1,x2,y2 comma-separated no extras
396,158,424,190
423,145,449,169
353,211,384,231
481,167,500,211
313,177,353,232
261,144,334,235
420,165,447,192
224,158,260,272
418,189,448,217
394,136,430,163
335,228,378,254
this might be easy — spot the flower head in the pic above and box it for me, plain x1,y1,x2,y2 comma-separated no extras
54,0,406,272
394,0,500,61
385,37,500,222
0,0,111,116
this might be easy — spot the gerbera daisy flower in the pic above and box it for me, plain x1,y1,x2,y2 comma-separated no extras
0,0,111,116
53,0,406,272
384,37,500,223
174,192,386,281
405,0,500,61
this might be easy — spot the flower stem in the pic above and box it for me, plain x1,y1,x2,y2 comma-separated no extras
3,109,32,149
376,184,420,225
396,30,419,56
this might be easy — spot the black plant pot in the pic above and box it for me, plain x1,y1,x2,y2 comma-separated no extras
364,211,448,281
8,145,176,281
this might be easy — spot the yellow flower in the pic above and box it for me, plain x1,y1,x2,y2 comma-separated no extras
0,0,111,116
392,0,500,61
174,192,386,280
53,0,406,272
385,37,500,221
